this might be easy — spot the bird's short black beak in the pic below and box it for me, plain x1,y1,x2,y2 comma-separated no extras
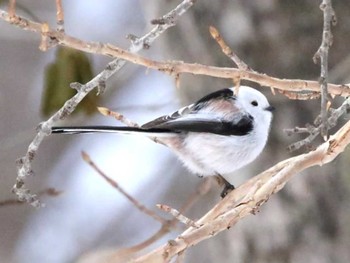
265,105,275,112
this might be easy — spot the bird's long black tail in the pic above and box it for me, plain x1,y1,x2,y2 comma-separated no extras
51,126,173,135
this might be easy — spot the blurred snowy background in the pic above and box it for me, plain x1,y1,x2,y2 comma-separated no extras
1,1,350,262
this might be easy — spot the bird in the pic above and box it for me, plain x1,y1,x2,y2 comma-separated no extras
52,86,274,197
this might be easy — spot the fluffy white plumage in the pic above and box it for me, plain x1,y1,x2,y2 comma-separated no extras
159,86,274,176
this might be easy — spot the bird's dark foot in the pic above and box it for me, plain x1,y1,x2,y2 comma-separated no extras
220,183,235,198
215,174,235,198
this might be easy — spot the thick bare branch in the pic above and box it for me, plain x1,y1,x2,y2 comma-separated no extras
0,9,349,98
132,119,350,262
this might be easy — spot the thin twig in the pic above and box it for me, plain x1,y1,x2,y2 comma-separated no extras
106,224,172,262
81,151,166,224
55,0,64,32
313,0,337,139
38,22,50,51
284,125,317,136
97,107,139,127
8,0,16,18
6,0,196,206
157,204,201,228
0,188,61,207
285,97,350,151
209,26,250,71
109,178,212,260
150,0,196,26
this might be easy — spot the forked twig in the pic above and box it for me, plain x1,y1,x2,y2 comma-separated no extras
95,176,212,261
313,0,337,139
285,93,350,152
81,151,166,224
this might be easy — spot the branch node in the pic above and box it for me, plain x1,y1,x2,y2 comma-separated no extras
126,33,139,42
168,240,178,247
175,73,181,89
97,80,106,95
127,34,150,50
36,122,51,135
313,51,321,64
12,179,43,208
39,22,50,51
69,82,83,91
151,17,173,26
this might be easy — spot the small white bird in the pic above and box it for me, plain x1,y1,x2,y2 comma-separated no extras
52,86,274,197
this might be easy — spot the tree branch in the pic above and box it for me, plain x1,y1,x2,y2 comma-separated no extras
209,26,250,71
82,151,166,224
1,9,349,98
313,0,337,138
0,188,61,207
97,107,139,128
285,97,350,151
8,0,16,18
132,119,350,262
55,0,65,32
4,0,196,207
156,204,201,228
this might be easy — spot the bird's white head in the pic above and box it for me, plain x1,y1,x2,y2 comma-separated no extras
233,86,274,129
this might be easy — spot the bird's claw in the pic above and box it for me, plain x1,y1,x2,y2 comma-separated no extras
220,183,235,198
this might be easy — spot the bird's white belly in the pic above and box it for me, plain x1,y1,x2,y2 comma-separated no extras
178,132,266,176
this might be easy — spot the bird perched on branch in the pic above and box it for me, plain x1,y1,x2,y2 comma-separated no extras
52,86,274,197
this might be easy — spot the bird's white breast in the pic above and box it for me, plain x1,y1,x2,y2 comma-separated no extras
176,127,268,176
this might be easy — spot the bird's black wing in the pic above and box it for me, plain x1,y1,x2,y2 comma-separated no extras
142,88,253,136
143,88,235,128
192,88,235,110
143,114,253,135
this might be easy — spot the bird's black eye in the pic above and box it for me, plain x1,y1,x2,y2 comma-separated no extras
251,100,258,106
